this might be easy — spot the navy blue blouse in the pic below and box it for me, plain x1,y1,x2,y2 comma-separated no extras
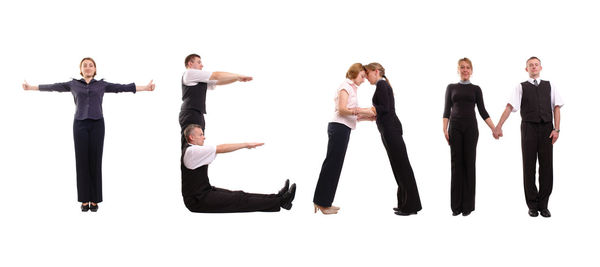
39,79,136,120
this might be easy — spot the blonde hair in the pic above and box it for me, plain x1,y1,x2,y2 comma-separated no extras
364,62,390,87
346,63,365,79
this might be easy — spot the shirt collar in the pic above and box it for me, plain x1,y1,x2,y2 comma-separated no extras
459,80,471,84
528,77,541,85
345,78,358,89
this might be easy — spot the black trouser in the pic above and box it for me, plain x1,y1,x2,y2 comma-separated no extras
179,109,205,149
379,126,422,213
184,187,281,213
449,118,479,213
313,122,351,207
521,121,553,210
73,118,105,203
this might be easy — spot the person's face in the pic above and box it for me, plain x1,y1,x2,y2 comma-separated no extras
190,127,205,146
525,58,542,78
458,61,472,81
366,69,379,85
353,70,366,86
80,60,96,78
188,57,204,70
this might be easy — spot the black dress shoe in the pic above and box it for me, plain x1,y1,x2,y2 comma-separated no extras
394,211,417,216
280,184,296,210
462,211,471,216
452,211,461,216
90,203,99,212
277,179,290,197
528,208,538,217
540,209,551,218
393,207,399,212
81,203,90,212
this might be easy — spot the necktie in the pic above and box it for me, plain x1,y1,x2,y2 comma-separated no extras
533,79,538,86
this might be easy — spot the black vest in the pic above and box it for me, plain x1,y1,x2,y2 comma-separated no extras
181,145,212,199
181,77,208,114
520,80,552,123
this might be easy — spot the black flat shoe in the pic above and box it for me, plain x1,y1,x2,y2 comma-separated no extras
540,209,551,218
280,184,296,210
277,179,290,197
452,211,461,216
90,204,99,212
528,208,538,217
394,211,417,216
462,211,471,216
81,203,90,212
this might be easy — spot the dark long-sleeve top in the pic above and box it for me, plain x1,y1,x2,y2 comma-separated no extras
372,79,403,133
443,83,490,120
39,78,136,120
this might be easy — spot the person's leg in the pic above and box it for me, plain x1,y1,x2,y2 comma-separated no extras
188,187,281,213
89,119,105,204
521,122,539,211
73,119,91,204
312,123,351,207
449,120,465,214
537,123,554,211
383,131,422,213
462,120,479,213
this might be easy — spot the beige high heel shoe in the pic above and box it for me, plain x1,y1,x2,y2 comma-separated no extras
314,204,339,215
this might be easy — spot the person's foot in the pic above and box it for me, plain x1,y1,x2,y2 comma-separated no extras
462,211,471,216
314,204,338,215
277,179,290,197
452,211,461,216
280,184,296,210
81,203,90,212
394,211,417,216
528,208,538,217
90,203,99,212
540,209,551,218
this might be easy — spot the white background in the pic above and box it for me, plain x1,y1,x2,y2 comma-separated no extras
0,0,598,266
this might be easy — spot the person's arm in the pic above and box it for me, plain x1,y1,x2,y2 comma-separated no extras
495,104,513,138
209,72,253,85
372,81,390,117
442,85,452,144
337,89,354,116
24,80,70,92
216,142,264,154
549,106,561,144
475,86,496,138
443,118,450,145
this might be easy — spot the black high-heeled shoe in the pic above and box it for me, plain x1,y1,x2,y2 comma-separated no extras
81,203,90,212
90,203,99,212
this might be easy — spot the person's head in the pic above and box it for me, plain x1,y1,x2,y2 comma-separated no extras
364,62,388,86
525,56,542,78
184,124,205,146
346,63,366,86
80,57,97,78
457,57,473,81
185,54,203,70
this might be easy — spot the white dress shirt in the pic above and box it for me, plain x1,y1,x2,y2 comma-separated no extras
182,69,217,90
508,78,565,112
183,144,217,170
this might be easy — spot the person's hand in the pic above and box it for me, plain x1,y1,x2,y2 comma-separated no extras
363,108,376,117
145,80,155,91
444,129,450,144
549,130,559,144
492,129,499,140
494,126,503,139
246,142,264,149
22,80,33,90
238,75,253,82
370,106,377,116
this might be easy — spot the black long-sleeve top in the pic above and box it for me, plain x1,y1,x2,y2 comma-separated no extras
443,83,490,120
372,79,403,133
39,78,136,120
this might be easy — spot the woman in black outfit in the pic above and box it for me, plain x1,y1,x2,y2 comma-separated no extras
23,57,155,212
442,58,497,216
365,62,422,216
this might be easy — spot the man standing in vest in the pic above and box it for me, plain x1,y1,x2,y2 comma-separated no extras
495,57,564,218
180,54,253,148
181,124,296,213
